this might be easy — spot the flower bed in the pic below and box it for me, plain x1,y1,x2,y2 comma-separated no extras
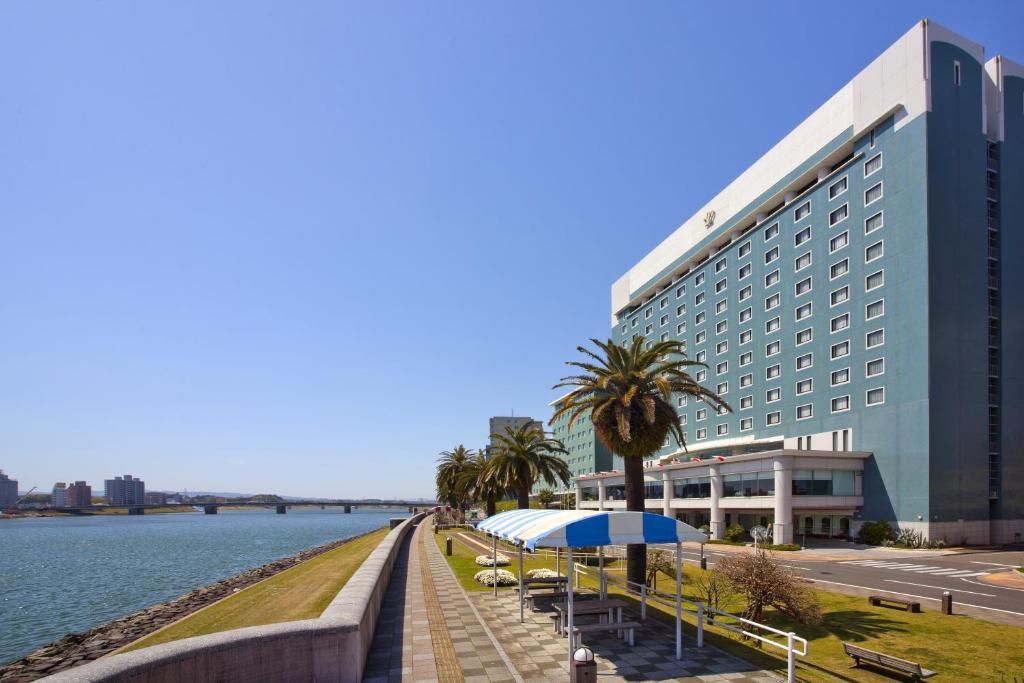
527,568,559,579
474,569,517,586
474,554,510,567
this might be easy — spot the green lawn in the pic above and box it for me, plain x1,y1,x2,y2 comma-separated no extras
437,528,1024,681
124,527,390,651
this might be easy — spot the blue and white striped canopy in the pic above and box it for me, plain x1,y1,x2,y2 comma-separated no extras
476,509,707,551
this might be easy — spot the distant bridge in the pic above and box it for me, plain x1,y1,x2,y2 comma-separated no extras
53,501,435,516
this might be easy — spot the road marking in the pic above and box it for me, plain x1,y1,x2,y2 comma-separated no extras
807,578,1024,617
885,580,996,597
779,565,812,571
969,561,1019,568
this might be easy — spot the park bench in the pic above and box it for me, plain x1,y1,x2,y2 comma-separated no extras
570,621,641,648
842,642,936,680
868,595,921,612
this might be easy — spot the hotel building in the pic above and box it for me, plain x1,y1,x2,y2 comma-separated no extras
0,470,18,509
104,474,146,506
575,21,1023,545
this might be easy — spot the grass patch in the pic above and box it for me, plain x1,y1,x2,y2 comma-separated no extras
434,528,1024,681
1017,567,1023,574
124,527,390,651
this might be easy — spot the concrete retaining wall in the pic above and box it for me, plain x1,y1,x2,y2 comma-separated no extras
42,513,425,683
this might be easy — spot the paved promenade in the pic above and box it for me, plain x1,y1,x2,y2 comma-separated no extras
364,521,777,683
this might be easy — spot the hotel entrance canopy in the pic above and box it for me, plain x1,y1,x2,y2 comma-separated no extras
475,509,706,550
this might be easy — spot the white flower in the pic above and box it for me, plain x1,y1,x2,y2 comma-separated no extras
474,569,517,586
527,568,559,579
475,554,510,567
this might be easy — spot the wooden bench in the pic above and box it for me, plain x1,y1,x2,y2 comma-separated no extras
869,595,921,612
570,621,641,648
842,643,936,680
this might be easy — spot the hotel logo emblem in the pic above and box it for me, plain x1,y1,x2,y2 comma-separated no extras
704,210,716,228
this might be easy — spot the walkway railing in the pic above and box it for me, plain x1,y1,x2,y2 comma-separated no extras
572,563,808,683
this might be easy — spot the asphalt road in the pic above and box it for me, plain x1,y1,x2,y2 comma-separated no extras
681,547,1024,624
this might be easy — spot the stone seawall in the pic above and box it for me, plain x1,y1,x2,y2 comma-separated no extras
33,513,425,683
0,528,387,683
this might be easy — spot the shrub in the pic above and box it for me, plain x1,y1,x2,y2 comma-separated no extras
716,550,822,629
475,554,510,567
896,527,924,549
856,520,895,546
474,569,517,586
724,523,747,543
527,568,558,579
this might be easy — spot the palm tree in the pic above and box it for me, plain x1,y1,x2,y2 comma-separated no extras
436,445,475,517
462,450,505,517
551,336,730,588
483,424,570,509
537,489,556,508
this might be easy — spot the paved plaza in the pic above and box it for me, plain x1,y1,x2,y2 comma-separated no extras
364,521,777,682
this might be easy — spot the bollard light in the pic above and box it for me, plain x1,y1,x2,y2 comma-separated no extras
573,646,594,662
570,646,597,683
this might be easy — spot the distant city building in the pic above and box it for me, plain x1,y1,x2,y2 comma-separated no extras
52,482,69,508
67,481,92,507
487,416,542,457
104,474,145,506
144,492,167,506
0,470,18,508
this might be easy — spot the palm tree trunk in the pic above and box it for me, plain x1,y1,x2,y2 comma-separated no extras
517,485,530,509
486,494,496,517
624,455,647,589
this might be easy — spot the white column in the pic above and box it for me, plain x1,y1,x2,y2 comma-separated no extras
597,479,607,511
773,455,794,545
574,479,583,510
709,463,724,540
662,470,672,517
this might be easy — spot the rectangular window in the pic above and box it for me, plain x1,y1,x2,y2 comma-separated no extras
660,332,669,342
676,304,685,316
715,278,727,294
829,176,848,199
740,417,753,431
866,357,885,377
765,293,780,310
953,60,961,86
831,340,850,359
830,204,849,226
866,387,885,406
830,258,850,280
766,364,781,379
766,340,781,356
695,330,706,345
717,424,729,436
696,349,706,362
795,251,812,271
676,322,686,335
795,226,811,246
739,307,752,323
716,361,728,375
831,285,849,306
631,318,638,328
716,340,728,354
766,387,781,403
865,211,884,234
795,277,812,296
696,428,707,440
869,128,876,148
695,272,705,286
796,352,813,370
676,285,685,297
739,285,752,301
796,404,813,420
660,297,669,309
831,396,850,413
767,411,781,425
866,328,885,349
865,182,883,205
794,201,811,221
865,240,884,263
866,270,884,291
645,324,653,334
795,302,813,321
866,299,884,320
660,315,669,326
740,395,753,409
764,223,779,241
716,299,728,314
739,329,752,345
830,313,850,333
765,246,780,264
715,257,727,273
740,373,753,388
796,327,813,345
739,241,751,258
716,381,728,395
695,292,706,306
739,351,753,366
680,414,687,425
738,263,752,280
716,320,728,335
696,408,707,421
830,231,849,253
831,368,850,386
765,317,781,334
864,153,883,177
796,378,813,395
678,396,687,407
765,270,780,288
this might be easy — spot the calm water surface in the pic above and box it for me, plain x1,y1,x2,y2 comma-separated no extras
0,508,408,666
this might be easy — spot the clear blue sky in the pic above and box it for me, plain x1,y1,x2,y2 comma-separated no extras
1,2,1020,499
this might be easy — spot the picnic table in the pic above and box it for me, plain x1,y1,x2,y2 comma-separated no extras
552,598,627,637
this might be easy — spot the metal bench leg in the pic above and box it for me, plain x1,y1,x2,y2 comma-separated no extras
628,627,634,647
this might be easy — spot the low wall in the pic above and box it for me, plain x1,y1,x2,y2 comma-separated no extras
41,513,425,683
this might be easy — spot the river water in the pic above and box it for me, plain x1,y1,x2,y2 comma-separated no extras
0,507,408,666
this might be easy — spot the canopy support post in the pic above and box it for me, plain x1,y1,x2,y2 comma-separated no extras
675,540,682,660
566,545,575,665
492,535,498,598
598,546,606,599
518,542,525,623
555,547,560,577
